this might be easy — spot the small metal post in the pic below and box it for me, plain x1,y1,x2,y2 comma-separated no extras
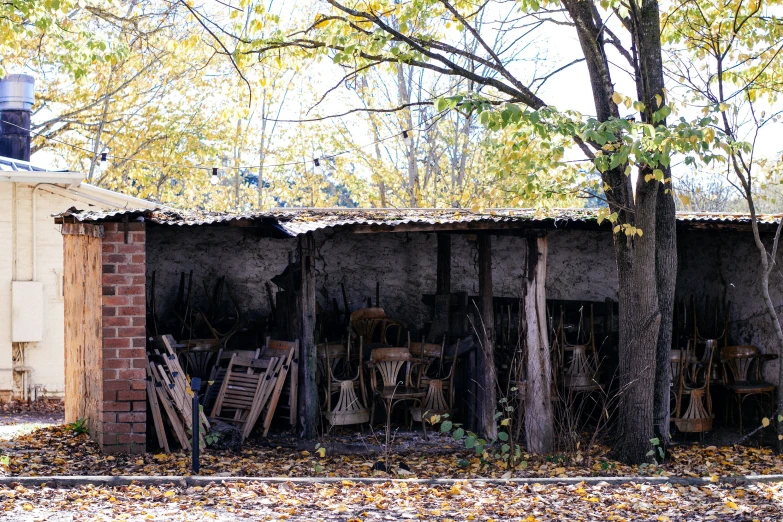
191,377,201,474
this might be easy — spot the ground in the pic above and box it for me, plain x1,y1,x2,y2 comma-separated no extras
1,404,783,520
2,480,783,520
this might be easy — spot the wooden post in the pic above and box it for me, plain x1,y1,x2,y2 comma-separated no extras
298,234,318,438
524,235,554,454
430,233,452,342
476,233,498,440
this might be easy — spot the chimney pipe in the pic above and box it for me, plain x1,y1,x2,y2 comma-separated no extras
0,74,34,162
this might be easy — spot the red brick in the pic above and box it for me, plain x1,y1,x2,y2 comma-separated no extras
117,326,146,337
132,337,146,348
127,222,144,232
132,255,145,264
106,254,130,263
103,401,131,412
102,264,116,274
118,286,144,296
117,243,144,254
118,434,146,444
102,286,115,296
118,412,146,423
104,381,131,391
131,316,145,327
104,359,130,369
103,275,132,285
103,369,118,381
118,306,145,316
102,327,117,339
131,423,146,433
102,306,117,317
103,348,118,360
132,401,146,412
117,348,146,358
103,296,130,306
102,243,116,253
103,390,117,402
103,316,131,327
117,390,146,401
118,264,144,274
131,296,146,305
131,276,145,285
104,232,125,243
118,369,146,380
104,423,131,434
103,223,120,232
132,358,148,369
102,412,117,423
131,380,147,390
104,338,131,349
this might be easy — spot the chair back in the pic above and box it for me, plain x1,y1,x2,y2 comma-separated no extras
721,345,760,383
350,308,386,343
370,347,412,387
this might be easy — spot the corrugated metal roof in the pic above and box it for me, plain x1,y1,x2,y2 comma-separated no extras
53,207,783,237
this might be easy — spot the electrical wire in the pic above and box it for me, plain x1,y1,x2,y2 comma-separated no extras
2,108,448,174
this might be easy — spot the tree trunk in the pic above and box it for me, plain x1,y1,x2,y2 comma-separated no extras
524,236,554,454
477,233,497,440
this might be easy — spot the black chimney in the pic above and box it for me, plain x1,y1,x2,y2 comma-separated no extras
0,74,34,162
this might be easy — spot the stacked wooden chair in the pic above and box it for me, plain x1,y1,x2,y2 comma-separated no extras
720,345,778,434
408,336,457,425
210,337,298,440
673,340,716,433
319,337,369,427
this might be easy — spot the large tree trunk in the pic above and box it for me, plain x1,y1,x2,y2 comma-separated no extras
524,236,554,454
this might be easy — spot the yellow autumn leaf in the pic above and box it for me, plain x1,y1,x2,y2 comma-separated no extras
762,417,770,427
726,500,738,509
611,91,624,104
23,503,33,511
719,102,730,112
316,447,326,458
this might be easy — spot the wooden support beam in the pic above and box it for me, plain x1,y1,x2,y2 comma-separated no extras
429,233,452,342
476,233,497,440
524,236,554,454
297,233,319,438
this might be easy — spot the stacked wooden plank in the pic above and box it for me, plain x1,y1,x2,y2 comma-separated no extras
146,335,210,453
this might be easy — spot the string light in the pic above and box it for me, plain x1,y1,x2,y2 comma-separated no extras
0,110,447,175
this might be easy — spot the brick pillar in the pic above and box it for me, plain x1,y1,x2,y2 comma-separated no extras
100,221,147,454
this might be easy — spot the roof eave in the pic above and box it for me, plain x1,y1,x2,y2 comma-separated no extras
0,171,83,187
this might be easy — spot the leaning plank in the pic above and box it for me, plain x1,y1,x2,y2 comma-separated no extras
149,362,190,450
160,336,211,430
146,365,170,454
239,357,280,440
262,346,296,435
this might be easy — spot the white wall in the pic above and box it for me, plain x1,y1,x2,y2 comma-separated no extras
0,182,145,397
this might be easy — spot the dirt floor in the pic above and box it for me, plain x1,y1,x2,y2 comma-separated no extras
0,480,782,521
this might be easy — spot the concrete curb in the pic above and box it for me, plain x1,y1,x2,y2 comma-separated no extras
0,475,782,488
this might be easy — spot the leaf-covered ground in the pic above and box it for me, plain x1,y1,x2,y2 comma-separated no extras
1,479,783,521
1,424,782,480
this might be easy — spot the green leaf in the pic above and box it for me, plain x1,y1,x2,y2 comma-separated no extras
441,420,453,433
465,435,476,449
650,438,660,445
453,428,465,441
498,431,509,441
501,443,510,454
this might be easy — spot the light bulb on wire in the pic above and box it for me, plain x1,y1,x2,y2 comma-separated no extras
100,151,108,172
210,167,219,186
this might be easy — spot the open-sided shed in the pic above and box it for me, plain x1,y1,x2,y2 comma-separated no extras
54,207,783,453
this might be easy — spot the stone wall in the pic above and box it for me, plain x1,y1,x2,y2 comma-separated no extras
146,226,618,335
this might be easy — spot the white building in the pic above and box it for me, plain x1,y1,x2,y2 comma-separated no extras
0,157,156,399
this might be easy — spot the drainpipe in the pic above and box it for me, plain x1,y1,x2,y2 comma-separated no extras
0,75,35,400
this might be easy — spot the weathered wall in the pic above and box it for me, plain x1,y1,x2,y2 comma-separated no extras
0,182,144,398
146,226,618,339
677,228,783,381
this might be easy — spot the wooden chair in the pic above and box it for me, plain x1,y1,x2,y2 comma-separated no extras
673,340,715,434
210,353,278,440
409,337,457,425
257,338,299,435
322,337,369,427
178,338,220,381
558,306,601,393
367,347,426,444
349,308,408,348
202,348,260,412
721,345,778,434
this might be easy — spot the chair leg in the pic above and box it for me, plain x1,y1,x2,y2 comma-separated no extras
738,396,744,435
385,400,392,447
